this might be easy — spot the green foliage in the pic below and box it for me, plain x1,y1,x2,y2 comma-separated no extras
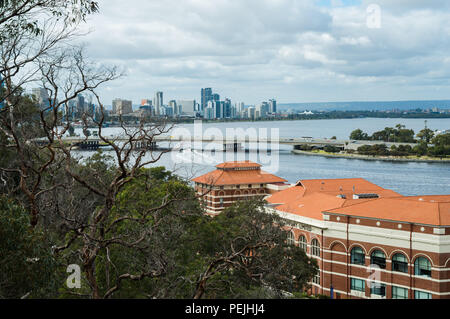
417,128,434,143
323,145,341,153
349,129,369,140
0,196,59,298
357,144,388,156
371,124,416,143
427,133,450,157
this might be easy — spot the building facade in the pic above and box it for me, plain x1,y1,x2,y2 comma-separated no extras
112,98,132,115
265,178,450,299
192,161,289,216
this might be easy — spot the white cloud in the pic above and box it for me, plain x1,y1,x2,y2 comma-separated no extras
76,0,450,104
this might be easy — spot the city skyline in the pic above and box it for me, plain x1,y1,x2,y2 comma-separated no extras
75,0,450,105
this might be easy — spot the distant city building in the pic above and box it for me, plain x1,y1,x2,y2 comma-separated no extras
257,101,269,118
177,99,196,116
141,99,152,107
112,98,132,115
212,93,220,102
201,88,212,112
32,87,50,110
168,100,179,116
205,105,215,119
269,99,277,113
153,91,163,116
247,106,256,120
224,98,232,118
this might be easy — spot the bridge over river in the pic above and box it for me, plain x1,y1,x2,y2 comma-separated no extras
34,135,419,152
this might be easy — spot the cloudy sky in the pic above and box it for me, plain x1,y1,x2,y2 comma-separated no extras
79,0,450,105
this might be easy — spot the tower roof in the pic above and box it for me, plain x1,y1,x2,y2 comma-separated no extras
192,161,286,186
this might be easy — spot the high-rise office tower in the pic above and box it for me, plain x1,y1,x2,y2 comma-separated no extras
224,98,232,118
258,101,269,118
168,100,178,116
112,98,132,115
177,100,196,116
201,88,212,111
212,93,220,102
32,87,50,110
154,91,163,115
269,99,277,114
76,94,85,114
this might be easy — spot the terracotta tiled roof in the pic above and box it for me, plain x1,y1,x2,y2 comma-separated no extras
216,161,261,169
275,192,347,220
325,195,450,226
296,178,388,196
192,166,287,186
266,178,401,206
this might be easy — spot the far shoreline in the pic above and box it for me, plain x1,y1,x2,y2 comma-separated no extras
292,149,450,163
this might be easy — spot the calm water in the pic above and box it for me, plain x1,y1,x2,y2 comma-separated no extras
75,118,450,196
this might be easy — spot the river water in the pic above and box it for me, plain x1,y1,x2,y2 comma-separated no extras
74,118,450,196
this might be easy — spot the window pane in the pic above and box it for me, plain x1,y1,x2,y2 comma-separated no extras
371,283,386,296
415,290,432,299
351,278,365,292
392,286,408,299
414,257,431,277
351,247,365,265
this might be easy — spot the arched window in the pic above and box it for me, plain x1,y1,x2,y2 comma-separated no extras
414,257,431,277
311,239,320,257
350,247,365,265
392,253,408,273
287,231,295,245
370,250,386,269
298,235,307,252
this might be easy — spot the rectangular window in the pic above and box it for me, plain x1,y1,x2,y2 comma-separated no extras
351,278,365,292
414,290,432,299
392,286,408,299
392,261,408,273
370,283,386,297
312,273,320,285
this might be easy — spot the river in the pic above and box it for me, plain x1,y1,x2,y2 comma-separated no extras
74,118,450,196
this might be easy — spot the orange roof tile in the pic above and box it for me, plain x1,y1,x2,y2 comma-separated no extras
192,168,287,186
325,195,450,226
296,178,388,196
266,178,401,206
216,161,261,169
275,192,347,220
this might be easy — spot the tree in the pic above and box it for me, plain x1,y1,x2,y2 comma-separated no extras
417,128,434,143
428,133,450,157
189,200,318,299
349,129,369,140
0,196,58,298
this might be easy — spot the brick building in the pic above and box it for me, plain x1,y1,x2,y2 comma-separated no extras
192,161,289,216
265,178,450,299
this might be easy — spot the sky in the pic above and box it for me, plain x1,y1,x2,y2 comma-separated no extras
78,0,450,105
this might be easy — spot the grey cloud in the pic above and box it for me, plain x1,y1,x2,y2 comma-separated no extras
78,0,450,104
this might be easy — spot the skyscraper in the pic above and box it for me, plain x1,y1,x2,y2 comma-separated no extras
32,87,50,110
112,98,132,115
154,91,163,115
201,88,212,111
177,100,196,116
269,99,277,114
224,98,232,118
